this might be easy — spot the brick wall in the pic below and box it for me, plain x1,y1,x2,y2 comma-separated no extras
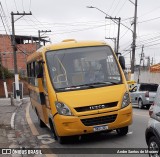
0,35,37,74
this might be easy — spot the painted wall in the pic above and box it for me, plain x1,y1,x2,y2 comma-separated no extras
134,70,160,84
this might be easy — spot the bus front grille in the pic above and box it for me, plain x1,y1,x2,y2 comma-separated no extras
81,114,117,126
75,102,118,112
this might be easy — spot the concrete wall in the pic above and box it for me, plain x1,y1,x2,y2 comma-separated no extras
134,70,160,84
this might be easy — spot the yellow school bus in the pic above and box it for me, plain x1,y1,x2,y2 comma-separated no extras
27,39,132,144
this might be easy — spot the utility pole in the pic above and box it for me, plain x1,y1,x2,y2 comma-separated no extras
117,17,121,54
147,56,150,68
130,0,138,80
151,57,153,65
105,37,117,52
137,45,144,83
11,11,32,101
38,30,51,48
105,17,121,55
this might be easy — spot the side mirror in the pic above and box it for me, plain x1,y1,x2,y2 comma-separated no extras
129,86,137,92
119,56,125,70
129,88,134,92
36,61,43,78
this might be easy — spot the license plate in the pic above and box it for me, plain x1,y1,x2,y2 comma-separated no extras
93,125,108,132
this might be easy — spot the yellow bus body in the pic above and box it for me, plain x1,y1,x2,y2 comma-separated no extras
27,40,132,138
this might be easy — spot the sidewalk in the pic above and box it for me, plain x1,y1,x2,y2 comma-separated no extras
0,98,22,149
0,98,21,127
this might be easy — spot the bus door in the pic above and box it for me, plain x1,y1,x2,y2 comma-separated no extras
40,62,50,124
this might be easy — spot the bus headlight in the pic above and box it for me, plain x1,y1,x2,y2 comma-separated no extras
55,102,72,116
121,92,130,108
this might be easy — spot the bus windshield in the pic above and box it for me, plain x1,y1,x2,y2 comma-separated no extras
46,46,122,91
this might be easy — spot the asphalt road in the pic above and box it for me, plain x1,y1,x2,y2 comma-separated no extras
15,101,150,157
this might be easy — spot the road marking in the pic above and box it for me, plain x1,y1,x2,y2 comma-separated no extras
37,134,55,144
11,112,16,129
127,131,133,135
26,103,57,157
26,103,39,136
40,145,57,157
133,113,149,117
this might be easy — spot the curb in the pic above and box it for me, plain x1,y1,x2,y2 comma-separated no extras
10,101,23,129
11,112,16,129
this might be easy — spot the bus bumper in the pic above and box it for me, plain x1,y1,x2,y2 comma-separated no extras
54,104,132,136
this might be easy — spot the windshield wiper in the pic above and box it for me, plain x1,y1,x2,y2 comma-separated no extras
87,81,118,85
105,81,119,85
57,81,119,91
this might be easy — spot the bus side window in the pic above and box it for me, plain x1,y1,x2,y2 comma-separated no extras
42,65,48,92
27,63,32,84
27,63,30,82
27,61,37,86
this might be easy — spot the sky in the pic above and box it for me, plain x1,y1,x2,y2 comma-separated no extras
0,0,160,67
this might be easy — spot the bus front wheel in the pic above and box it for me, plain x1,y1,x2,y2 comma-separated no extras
49,119,66,144
116,126,128,136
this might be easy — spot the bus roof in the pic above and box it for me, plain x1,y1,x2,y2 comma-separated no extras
27,40,108,63
44,40,107,51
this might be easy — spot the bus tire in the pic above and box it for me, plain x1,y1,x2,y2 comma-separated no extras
116,126,128,136
49,119,57,140
49,118,66,144
57,136,67,144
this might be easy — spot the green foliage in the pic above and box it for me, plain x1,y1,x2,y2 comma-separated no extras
0,66,14,79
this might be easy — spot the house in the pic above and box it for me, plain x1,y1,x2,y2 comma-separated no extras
0,34,49,76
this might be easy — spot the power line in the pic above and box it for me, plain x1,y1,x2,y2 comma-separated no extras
139,5,160,18
137,33,160,42
115,0,127,16
4,0,10,18
120,25,132,39
108,0,116,14
53,24,106,34
0,2,11,34
22,0,24,12
137,42,160,49
0,7,9,36
110,0,121,15
18,19,105,26
137,36,160,46
22,16,40,31
138,16,160,24
29,0,32,12
121,33,160,53
32,15,51,31
13,0,18,11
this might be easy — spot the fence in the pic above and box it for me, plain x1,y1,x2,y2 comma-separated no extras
0,78,29,98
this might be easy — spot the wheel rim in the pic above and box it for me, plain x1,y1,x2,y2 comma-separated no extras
138,100,142,108
149,141,159,157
